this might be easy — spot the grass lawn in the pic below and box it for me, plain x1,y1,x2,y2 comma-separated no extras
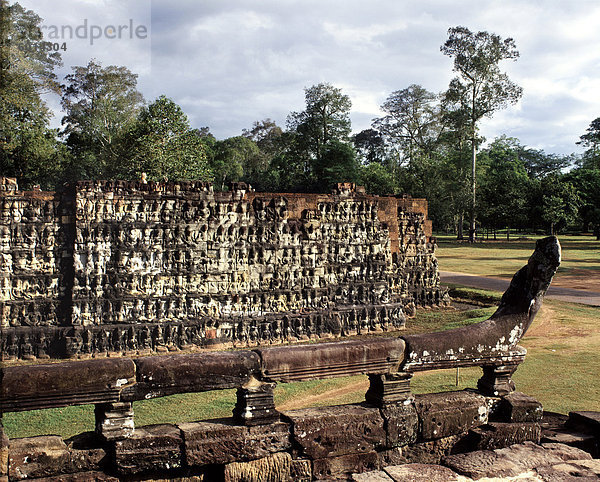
5,287,599,439
435,234,600,291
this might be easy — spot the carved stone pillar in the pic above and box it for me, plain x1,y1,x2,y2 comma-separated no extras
95,402,135,441
477,364,519,397
365,372,413,407
233,381,279,426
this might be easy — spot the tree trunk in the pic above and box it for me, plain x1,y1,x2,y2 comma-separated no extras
506,226,510,241
457,213,464,240
469,86,477,244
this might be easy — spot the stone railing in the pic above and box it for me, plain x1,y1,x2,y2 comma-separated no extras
0,237,562,481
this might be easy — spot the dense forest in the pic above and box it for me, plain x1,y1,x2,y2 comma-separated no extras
1,2,599,238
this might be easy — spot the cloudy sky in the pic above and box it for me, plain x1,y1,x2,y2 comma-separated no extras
21,0,600,155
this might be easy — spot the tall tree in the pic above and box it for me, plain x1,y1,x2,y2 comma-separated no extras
577,117,600,169
60,60,144,179
373,84,444,165
353,129,386,165
114,95,211,182
287,83,352,167
441,26,523,242
0,1,65,188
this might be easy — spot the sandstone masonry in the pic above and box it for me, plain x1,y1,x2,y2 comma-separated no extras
0,180,446,360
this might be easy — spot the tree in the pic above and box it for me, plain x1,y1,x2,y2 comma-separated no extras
373,84,444,165
115,95,211,182
359,162,398,195
478,137,530,239
61,60,144,179
539,175,580,235
353,129,386,165
0,1,64,188
210,136,262,191
577,117,600,169
287,83,352,167
441,26,523,242
313,140,360,191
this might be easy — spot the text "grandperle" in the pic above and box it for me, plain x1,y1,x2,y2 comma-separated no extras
41,19,148,46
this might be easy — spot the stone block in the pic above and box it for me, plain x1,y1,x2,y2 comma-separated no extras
1,358,135,412
567,411,600,435
378,435,462,466
0,427,7,478
284,404,385,459
542,428,598,457
380,403,418,448
114,424,182,475
256,338,406,382
8,436,69,480
384,463,462,481
497,391,543,422
21,471,118,481
312,451,379,480
125,351,260,401
536,459,600,481
232,382,279,426
466,422,541,450
289,458,311,481
180,419,290,466
94,402,134,442
414,391,488,441
352,470,393,481
441,441,592,479
223,452,291,482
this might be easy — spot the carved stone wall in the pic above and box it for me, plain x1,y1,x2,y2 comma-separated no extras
0,180,446,360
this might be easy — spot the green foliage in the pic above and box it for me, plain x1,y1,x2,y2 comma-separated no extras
313,139,360,191
359,162,398,195
478,137,531,231
114,95,211,182
540,175,581,234
60,60,144,180
0,1,64,188
287,82,352,166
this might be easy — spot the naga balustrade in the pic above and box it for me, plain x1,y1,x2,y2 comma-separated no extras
0,237,561,480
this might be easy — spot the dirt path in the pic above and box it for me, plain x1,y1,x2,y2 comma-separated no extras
276,379,369,411
440,271,600,307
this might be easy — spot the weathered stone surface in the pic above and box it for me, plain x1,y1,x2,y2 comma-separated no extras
289,458,312,482
352,470,393,481
95,402,134,442
258,338,406,382
541,429,598,457
8,436,69,480
498,391,543,423
223,452,291,482
22,471,118,481
114,424,182,474
384,463,463,481
284,404,385,459
123,351,260,401
466,422,541,450
312,451,379,480
1,358,135,412
2,181,445,361
567,411,600,434
536,459,600,481
378,435,463,466
180,419,290,466
233,382,279,426
414,391,488,440
441,441,592,479
380,403,418,448
402,236,560,374
0,426,8,478
63,432,107,473
365,373,413,407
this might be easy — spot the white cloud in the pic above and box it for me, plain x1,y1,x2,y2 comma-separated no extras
17,0,600,154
